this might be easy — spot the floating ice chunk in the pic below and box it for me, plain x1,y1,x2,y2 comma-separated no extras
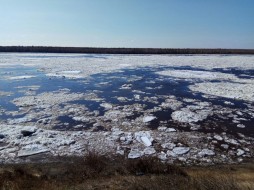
236,111,243,116
117,97,127,102
172,147,190,155
0,91,12,97
157,70,237,80
60,70,82,74
158,127,167,131
238,158,243,163
120,84,132,89
160,100,182,110
143,115,156,123
12,91,85,107
8,116,33,125
143,147,156,155
161,143,176,149
18,144,49,157
100,103,113,110
72,116,90,122
9,75,36,80
237,124,245,128
166,150,177,157
214,135,223,141
224,101,234,105
21,126,37,137
134,94,141,100
158,152,167,160
171,108,211,123
233,120,240,124
221,144,229,149
166,128,177,132
104,110,125,120
111,128,124,136
46,70,83,79
134,131,153,146
198,149,215,156
116,148,125,156
190,124,200,131
141,136,152,147
128,149,143,159
236,149,245,156
190,82,254,102
225,138,239,145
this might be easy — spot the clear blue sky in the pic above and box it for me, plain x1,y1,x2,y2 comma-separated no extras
0,0,253,48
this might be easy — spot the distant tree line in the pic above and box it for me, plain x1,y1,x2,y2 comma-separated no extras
0,46,253,54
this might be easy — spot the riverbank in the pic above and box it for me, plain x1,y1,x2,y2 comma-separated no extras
0,154,253,190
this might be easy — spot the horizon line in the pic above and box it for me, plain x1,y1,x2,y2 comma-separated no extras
0,45,254,50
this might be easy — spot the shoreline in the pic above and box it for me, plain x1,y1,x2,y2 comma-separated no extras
1,154,253,189
0,46,254,55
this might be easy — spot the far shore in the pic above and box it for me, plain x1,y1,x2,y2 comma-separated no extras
0,46,254,55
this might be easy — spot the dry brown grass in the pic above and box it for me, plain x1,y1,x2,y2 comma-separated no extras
0,154,253,190
189,171,239,190
186,163,254,190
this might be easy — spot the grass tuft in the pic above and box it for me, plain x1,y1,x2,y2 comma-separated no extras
127,156,188,176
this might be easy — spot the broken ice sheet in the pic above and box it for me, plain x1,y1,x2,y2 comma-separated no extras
0,54,254,164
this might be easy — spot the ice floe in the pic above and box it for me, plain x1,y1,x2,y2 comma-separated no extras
142,115,156,123
157,70,237,81
8,75,36,80
171,107,212,123
172,147,190,155
190,82,254,102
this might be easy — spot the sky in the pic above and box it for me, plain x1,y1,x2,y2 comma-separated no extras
0,0,253,48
